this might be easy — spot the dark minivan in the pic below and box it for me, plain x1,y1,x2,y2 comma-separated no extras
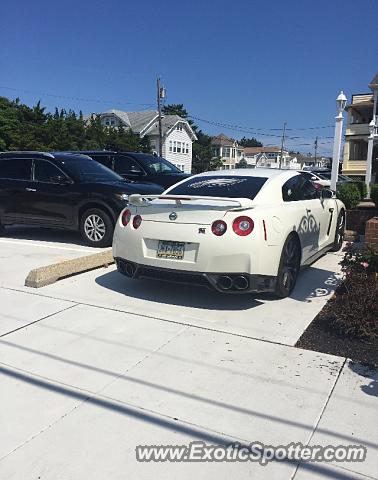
77,151,191,189
0,151,163,247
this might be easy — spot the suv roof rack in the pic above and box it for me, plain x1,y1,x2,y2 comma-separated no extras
0,151,55,159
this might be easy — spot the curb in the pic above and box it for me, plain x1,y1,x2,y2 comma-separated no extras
25,249,114,288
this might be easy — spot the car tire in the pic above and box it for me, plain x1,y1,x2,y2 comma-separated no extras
330,210,345,252
274,234,301,298
80,208,114,247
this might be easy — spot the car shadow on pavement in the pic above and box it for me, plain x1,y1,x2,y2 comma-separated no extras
2,225,90,247
287,266,340,303
95,264,340,310
95,270,264,311
348,361,378,398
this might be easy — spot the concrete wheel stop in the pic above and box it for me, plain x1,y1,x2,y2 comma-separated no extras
25,249,114,288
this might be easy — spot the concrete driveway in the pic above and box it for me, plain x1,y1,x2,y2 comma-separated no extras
0,227,376,479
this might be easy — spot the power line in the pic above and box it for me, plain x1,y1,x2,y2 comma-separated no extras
188,114,333,133
0,85,335,132
0,85,155,108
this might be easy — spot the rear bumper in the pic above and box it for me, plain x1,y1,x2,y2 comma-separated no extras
114,257,276,294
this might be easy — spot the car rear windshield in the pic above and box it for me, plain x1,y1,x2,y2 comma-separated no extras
168,176,267,200
58,156,123,182
134,154,182,174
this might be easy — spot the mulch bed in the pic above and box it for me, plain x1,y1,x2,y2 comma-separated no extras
296,305,378,367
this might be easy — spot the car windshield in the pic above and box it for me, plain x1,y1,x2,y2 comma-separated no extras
135,154,182,174
59,156,123,182
168,175,267,200
316,172,331,180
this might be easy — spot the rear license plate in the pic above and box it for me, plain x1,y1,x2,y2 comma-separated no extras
157,240,185,260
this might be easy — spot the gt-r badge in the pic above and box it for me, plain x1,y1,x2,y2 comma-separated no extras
198,228,206,234
169,212,177,221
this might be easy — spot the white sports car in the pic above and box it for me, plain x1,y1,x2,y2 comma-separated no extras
112,169,345,298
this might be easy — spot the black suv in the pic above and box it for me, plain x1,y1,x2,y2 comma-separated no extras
77,151,191,189
0,152,163,247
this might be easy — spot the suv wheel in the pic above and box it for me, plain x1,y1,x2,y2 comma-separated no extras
80,208,114,247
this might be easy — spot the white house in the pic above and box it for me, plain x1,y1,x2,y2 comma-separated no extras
243,146,292,168
97,109,197,173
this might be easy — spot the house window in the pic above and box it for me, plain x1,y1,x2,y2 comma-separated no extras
176,123,183,131
175,163,185,172
185,143,189,154
223,147,230,158
110,120,115,126
169,141,172,153
173,141,177,153
177,142,181,153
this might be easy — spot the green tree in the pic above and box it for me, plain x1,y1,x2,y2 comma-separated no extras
162,103,198,133
238,136,262,147
236,158,248,168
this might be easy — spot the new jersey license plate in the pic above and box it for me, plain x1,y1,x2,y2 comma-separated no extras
157,240,185,260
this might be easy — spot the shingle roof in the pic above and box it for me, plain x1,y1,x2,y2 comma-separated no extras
211,133,236,146
145,114,182,135
100,109,196,140
126,110,158,133
104,109,131,127
244,146,281,155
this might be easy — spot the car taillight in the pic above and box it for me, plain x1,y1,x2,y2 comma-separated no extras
233,216,254,236
121,209,131,226
132,215,142,229
211,220,227,236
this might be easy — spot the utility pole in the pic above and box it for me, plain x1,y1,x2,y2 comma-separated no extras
156,77,165,157
279,122,287,169
314,136,318,165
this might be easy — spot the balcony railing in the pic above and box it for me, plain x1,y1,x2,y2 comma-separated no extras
345,123,370,136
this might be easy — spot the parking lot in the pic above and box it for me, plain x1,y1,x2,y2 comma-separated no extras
1,228,377,479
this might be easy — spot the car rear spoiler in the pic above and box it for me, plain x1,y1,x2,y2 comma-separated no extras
128,194,254,210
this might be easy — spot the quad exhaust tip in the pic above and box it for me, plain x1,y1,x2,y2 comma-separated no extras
217,275,233,290
118,260,136,278
233,275,249,290
217,275,249,291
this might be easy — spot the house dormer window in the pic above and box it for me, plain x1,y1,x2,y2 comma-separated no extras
176,123,183,131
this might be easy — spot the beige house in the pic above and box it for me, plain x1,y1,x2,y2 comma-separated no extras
211,134,245,169
342,73,378,179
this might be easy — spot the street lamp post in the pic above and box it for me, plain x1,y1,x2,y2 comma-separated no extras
365,119,376,198
331,91,347,191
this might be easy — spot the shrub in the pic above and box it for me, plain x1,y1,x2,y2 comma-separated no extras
326,244,378,338
340,243,378,275
337,183,361,209
327,271,378,338
351,181,367,199
371,184,378,207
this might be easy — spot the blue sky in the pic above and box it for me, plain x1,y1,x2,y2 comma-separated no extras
1,0,377,155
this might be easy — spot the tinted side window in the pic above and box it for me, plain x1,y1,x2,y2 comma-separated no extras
0,158,32,180
113,156,143,175
90,155,113,169
34,160,64,183
297,178,318,200
282,176,302,201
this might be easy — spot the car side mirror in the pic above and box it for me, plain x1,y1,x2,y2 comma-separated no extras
129,168,143,175
51,175,71,184
321,188,334,199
